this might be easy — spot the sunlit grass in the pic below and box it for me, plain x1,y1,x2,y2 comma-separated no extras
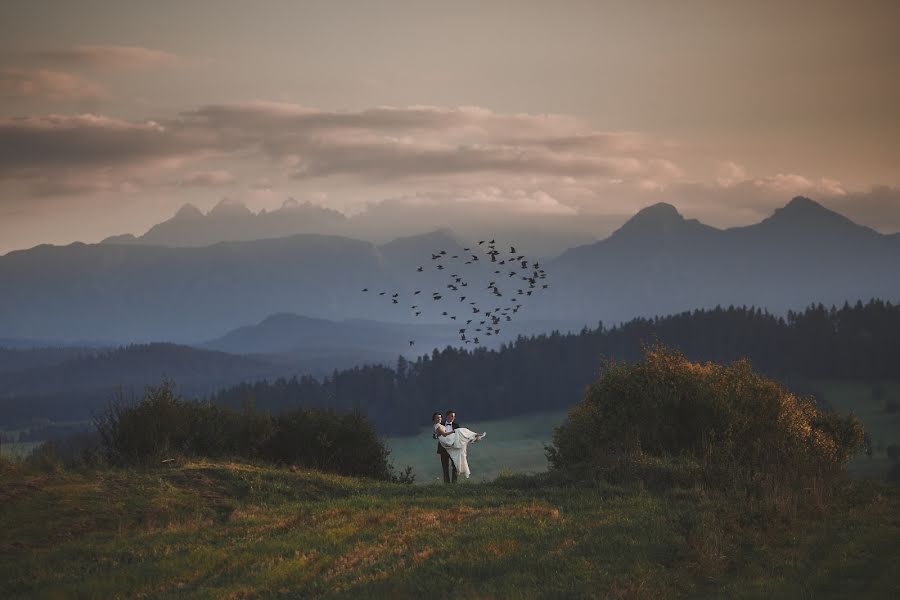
1,458,898,599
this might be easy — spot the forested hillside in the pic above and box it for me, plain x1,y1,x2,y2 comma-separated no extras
211,300,900,435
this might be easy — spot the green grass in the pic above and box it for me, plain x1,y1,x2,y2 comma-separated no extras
386,410,565,484
0,442,40,459
1,458,898,599
817,380,900,479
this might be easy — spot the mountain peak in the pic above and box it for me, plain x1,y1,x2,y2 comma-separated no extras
208,198,252,218
785,196,822,210
778,196,834,218
764,196,853,228
614,202,685,235
280,197,302,211
632,202,683,222
172,203,204,220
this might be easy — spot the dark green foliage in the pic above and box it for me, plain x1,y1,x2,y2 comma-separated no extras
93,382,404,481
263,409,391,479
547,345,865,509
26,431,104,471
207,300,900,436
4,300,900,432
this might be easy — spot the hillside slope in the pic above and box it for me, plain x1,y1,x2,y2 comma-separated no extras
1,460,897,598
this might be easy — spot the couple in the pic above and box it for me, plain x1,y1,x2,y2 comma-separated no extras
432,410,486,482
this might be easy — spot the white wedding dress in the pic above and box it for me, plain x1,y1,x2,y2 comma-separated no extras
434,424,485,479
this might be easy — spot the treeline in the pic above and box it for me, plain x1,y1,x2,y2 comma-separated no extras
210,300,900,435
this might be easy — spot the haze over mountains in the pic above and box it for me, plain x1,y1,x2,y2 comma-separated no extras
102,198,348,248
98,197,601,259
1,197,898,346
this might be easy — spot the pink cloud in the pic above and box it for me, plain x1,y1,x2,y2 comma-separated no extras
33,45,200,69
0,67,106,101
179,170,235,187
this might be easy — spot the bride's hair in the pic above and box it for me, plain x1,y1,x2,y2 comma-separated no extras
432,411,442,421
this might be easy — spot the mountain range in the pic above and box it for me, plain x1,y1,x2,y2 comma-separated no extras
537,196,900,322
99,197,601,258
1,197,898,344
102,198,348,247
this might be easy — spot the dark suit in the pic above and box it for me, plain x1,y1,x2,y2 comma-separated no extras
435,419,460,483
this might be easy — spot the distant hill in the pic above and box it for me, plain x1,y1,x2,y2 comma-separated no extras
538,196,900,323
0,346,98,375
0,343,278,396
0,233,392,342
0,227,552,342
203,313,448,357
2,196,898,342
0,343,286,425
202,311,578,359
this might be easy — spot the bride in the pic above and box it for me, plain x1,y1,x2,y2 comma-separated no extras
432,412,486,479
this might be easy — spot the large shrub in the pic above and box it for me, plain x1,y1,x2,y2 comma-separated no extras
263,409,392,479
547,345,864,505
94,383,264,464
94,382,402,480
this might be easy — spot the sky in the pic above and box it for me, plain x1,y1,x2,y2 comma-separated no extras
1,0,899,254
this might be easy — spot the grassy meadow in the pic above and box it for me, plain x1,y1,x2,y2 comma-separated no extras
2,459,899,599
2,376,899,598
820,381,900,479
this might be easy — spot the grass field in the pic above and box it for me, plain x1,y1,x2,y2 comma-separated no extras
1,458,898,599
3,378,899,598
818,381,900,480
0,442,41,459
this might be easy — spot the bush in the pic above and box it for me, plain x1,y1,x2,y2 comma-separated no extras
263,408,392,479
30,431,105,469
547,344,865,507
93,382,402,480
24,441,64,472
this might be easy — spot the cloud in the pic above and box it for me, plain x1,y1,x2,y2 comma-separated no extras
1,102,896,240
178,169,235,187
32,45,198,69
749,173,847,197
0,103,684,193
371,187,578,217
821,186,900,233
184,103,582,138
181,103,676,183
6,168,140,198
0,114,199,171
716,161,747,183
0,67,105,101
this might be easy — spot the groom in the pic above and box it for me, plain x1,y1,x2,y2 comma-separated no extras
436,409,459,484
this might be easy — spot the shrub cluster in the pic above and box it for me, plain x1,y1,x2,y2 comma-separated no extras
547,345,865,508
92,383,410,481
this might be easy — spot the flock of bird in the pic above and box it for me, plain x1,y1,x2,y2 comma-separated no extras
361,239,550,347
